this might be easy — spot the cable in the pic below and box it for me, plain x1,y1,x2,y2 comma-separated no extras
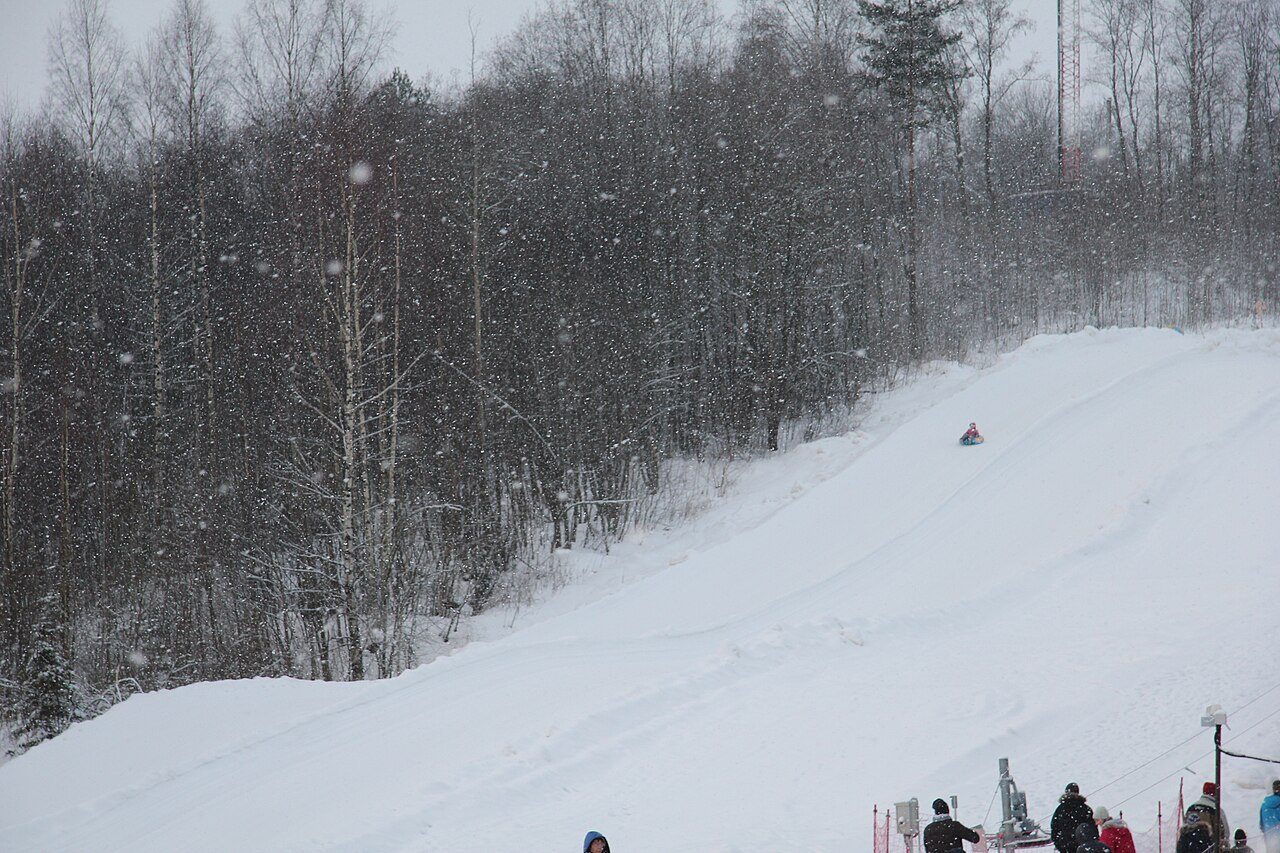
1220,747,1280,765
1090,728,1206,798
984,781,1001,825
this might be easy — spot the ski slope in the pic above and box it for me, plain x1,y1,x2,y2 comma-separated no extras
3,326,1280,853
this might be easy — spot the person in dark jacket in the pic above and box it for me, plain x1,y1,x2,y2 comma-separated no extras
1190,781,1232,851
1178,809,1216,853
583,830,611,853
1052,783,1097,853
1234,828,1256,853
924,798,981,853
1075,820,1112,853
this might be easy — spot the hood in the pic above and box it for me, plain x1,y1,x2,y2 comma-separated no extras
1076,822,1101,844
1061,792,1088,804
583,831,610,853
1101,818,1129,831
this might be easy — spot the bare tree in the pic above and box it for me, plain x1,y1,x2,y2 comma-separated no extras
959,0,1035,207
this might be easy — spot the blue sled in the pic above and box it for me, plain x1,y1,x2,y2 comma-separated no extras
959,435,985,446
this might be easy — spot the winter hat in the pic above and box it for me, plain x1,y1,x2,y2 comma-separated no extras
1236,829,1248,842
1203,782,1217,797
1065,782,1081,795
1273,779,1280,794
933,798,950,815
1094,806,1110,822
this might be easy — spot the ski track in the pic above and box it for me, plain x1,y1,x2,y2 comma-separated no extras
4,327,1280,853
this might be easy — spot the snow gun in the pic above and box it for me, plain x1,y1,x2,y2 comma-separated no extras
993,757,1052,851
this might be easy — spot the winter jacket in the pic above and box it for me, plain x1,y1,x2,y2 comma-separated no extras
1177,821,1215,853
1053,794,1098,853
963,425,980,438
1231,842,1255,853
583,831,611,853
923,814,981,853
1100,818,1137,853
1260,794,1280,832
1191,795,1232,850
1075,820,1112,853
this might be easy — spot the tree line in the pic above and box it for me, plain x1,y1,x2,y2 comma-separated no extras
2,0,1277,749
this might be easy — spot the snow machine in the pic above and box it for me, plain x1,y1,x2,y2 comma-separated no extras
991,758,1053,851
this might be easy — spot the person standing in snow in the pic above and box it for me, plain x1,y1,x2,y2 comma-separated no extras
1233,828,1256,853
583,831,611,853
1189,782,1231,851
1095,806,1136,853
923,798,981,853
1259,779,1280,853
1052,783,1097,853
1074,820,1111,853
1178,810,1216,853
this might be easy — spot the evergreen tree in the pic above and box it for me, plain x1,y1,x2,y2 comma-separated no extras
858,0,964,356
12,593,78,754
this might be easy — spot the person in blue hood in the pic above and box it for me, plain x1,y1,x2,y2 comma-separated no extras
583,830,611,853
1260,780,1280,853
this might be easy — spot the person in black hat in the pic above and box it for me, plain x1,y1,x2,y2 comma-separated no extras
924,798,981,853
1052,783,1097,853
1234,828,1256,853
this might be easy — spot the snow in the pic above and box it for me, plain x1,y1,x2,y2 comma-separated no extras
4,326,1280,853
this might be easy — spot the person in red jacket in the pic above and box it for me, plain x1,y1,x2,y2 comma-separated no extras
1095,806,1137,853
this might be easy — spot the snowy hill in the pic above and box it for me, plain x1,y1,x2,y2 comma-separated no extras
3,326,1280,853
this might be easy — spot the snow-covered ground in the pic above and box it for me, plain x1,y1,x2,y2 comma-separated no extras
3,326,1279,853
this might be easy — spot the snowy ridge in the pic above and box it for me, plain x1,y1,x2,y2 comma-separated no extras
3,326,1280,853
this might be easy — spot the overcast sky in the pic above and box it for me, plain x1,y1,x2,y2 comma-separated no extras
0,0,1058,117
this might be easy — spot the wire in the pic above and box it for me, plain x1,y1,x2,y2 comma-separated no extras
984,781,1001,825
1089,728,1206,798
1220,747,1280,765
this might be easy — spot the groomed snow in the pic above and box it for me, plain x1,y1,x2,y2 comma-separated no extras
3,326,1279,853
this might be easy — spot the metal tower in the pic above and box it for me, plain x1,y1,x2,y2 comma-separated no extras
1058,0,1082,183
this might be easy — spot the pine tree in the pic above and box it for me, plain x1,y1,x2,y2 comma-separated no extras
12,592,78,753
858,0,963,357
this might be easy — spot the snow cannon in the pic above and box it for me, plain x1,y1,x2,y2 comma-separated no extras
994,758,1052,851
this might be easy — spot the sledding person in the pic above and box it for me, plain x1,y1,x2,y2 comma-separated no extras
1234,828,1256,853
961,422,982,444
1095,806,1137,853
1052,783,1097,853
1190,781,1232,851
1178,809,1216,853
1075,820,1112,853
1260,779,1280,853
583,831,611,853
923,797,981,853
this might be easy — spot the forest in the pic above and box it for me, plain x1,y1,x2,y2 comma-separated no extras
2,0,1277,749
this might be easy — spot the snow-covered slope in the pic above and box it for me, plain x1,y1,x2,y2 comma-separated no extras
4,327,1280,853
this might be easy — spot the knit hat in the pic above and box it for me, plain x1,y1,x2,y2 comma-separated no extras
1065,782,1080,795
1094,806,1110,822
1273,779,1280,794
1236,829,1248,841
933,798,950,815
1203,782,1217,797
